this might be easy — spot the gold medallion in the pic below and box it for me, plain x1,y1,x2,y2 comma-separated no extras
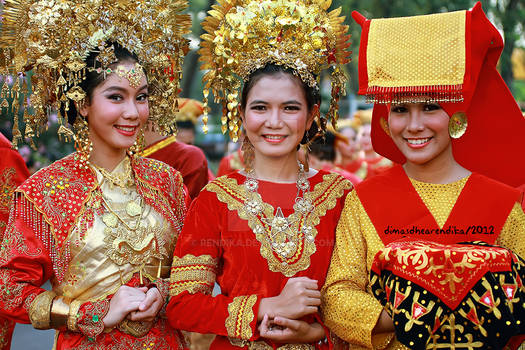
126,200,142,217
448,112,468,139
102,213,118,228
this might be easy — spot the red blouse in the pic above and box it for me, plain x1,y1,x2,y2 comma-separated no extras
168,170,352,349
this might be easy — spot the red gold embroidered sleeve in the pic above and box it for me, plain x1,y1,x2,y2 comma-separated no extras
225,295,258,340
170,254,218,296
74,299,111,340
166,189,261,340
0,199,54,325
321,191,395,349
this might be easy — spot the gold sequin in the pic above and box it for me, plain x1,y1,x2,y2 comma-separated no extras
409,176,468,228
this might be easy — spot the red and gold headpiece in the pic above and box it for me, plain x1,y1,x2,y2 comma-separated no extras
353,2,525,187
199,0,351,141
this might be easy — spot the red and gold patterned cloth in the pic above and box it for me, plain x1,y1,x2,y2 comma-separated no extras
370,240,525,349
0,153,187,349
167,170,352,349
0,133,29,350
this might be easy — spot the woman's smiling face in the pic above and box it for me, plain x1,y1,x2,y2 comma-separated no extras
388,102,452,166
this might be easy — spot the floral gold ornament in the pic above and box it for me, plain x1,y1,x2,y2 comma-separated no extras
199,0,351,141
0,0,191,148
448,111,468,139
111,63,146,89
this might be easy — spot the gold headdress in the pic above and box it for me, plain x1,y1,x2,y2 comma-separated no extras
0,0,191,148
199,0,351,141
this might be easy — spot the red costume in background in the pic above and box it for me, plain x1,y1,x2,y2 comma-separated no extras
0,133,30,350
167,171,352,349
217,149,244,177
141,135,210,200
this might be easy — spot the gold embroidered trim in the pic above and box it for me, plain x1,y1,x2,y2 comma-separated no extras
229,339,316,349
0,318,13,349
28,290,56,330
0,167,16,217
68,299,83,332
225,295,258,340
140,135,177,157
170,254,218,296
207,173,351,276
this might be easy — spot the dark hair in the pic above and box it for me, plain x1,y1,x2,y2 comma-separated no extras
66,42,141,125
310,131,336,162
240,64,320,144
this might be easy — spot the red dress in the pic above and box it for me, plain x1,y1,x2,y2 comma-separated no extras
141,136,210,200
0,133,30,350
0,154,187,349
167,170,352,349
217,149,244,177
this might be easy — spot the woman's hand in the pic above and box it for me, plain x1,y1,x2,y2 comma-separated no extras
102,286,147,328
258,277,320,320
258,314,325,344
127,287,164,322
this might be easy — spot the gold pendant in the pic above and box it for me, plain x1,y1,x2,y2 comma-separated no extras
102,213,118,228
126,200,142,217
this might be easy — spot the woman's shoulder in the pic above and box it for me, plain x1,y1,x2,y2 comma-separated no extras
133,155,183,185
18,153,94,193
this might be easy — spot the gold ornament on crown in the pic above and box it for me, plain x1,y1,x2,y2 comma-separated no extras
199,0,351,141
0,0,191,148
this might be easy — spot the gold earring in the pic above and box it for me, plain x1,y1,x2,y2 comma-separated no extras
241,137,255,171
129,127,145,156
380,117,391,136
73,115,92,166
448,112,468,139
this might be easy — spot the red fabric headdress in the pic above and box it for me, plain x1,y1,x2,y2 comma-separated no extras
353,2,525,187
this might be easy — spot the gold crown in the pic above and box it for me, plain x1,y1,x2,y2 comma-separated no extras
199,0,351,141
0,0,191,147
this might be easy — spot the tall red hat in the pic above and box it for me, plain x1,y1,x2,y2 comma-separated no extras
352,2,525,187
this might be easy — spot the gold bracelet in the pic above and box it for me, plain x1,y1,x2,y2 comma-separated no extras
28,291,56,330
67,300,83,332
50,296,72,329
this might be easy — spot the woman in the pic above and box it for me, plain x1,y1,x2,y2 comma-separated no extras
0,132,30,350
167,0,352,348
0,1,190,349
322,3,525,349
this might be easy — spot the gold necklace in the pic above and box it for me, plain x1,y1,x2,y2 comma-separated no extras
101,194,146,231
244,163,314,261
92,160,134,189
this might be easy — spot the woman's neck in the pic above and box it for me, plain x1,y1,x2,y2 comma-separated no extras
89,147,128,172
252,152,300,183
403,146,470,184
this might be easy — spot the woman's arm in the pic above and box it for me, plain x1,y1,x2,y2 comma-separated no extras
166,191,261,342
321,191,393,349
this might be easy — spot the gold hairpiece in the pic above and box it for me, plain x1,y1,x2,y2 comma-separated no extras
0,0,191,148
108,63,146,89
199,0,351,141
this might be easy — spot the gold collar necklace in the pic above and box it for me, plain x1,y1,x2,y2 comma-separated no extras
92,160,134,190
243,163,314,261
